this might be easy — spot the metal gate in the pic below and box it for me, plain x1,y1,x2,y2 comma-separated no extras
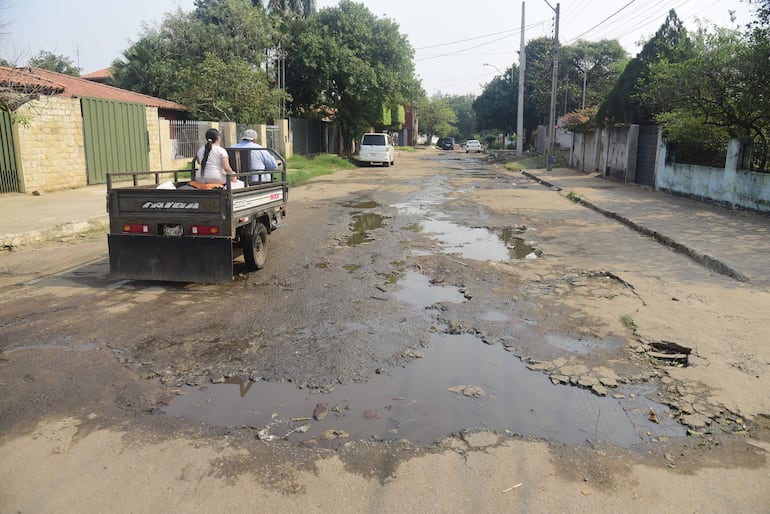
0,110,19,193
636,125,659,187
81,98,149,184
290,118,328,155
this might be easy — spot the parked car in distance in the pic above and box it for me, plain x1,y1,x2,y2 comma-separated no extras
439,137,455,150
359,132,395,167
436,137,445,149
464,139,482,153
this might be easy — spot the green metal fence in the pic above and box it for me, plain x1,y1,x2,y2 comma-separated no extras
0,110,19,193
81,98,149,184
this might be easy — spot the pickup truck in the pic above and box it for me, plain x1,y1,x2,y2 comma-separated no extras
106,148,288,283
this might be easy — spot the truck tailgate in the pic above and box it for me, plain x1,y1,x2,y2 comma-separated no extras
108,234,234,283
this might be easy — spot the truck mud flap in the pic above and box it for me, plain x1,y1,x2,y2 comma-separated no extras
108,234,234,283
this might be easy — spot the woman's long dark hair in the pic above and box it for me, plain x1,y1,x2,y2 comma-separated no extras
200,128,220,177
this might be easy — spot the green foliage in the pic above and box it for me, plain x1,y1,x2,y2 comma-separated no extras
646,24,770,170
27,51,80,76
522,37,555,132
597,10,692,125
474,37,626,149
566,191,583,202
473,66,518,134
747,0,770,27
265,0,316,17
560,40,627,111
285,153,355,185
381,105,392,126
176,53,285,122
111,0,285,123
655,111,729,166
620,314,637,334
284,0,420,153
393,104,405,125
418,95,457,142
444,94,476,140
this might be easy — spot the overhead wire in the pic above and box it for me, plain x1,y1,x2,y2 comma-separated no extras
566,0,638,42
561,0,729,47
414,18,552,59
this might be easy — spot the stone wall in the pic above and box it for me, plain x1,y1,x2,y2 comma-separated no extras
15,96,87,193
147,108,161,171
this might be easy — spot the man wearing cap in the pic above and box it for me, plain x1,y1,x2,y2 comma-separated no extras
231,129,278,185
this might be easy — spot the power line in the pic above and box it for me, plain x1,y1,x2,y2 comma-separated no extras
567,0,638,42
414,19,550,57
415,28,520,51
416,32,520,61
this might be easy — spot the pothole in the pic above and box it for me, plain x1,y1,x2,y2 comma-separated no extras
420,218,540,261
346,213,386,246
161,332,683,447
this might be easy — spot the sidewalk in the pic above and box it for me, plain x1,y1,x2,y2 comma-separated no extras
522,168,770,287
1,169,768,287
0,185,109,249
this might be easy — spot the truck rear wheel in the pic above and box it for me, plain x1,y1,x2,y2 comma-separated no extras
244,222,268,271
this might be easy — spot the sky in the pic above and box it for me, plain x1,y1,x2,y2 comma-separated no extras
2,0,756,97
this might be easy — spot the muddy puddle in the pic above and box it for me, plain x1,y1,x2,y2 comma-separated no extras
420,218,539,261
162,330,683,447
346,212,387,246
163,270,682,448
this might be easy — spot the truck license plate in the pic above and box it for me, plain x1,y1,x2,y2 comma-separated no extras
163,225,183,236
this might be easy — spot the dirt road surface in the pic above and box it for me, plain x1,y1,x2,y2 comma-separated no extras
1,149,768,512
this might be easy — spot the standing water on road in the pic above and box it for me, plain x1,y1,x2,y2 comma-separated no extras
162,330,682,447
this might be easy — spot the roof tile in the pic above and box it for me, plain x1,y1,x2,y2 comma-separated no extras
1,66,186,112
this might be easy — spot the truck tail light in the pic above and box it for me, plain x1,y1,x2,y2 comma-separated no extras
122,223,150,233
191,225,220,235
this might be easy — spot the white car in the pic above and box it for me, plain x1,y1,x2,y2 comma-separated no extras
359,133,395,167
465,139,483,153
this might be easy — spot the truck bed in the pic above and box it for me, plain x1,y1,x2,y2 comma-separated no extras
106,165,288,283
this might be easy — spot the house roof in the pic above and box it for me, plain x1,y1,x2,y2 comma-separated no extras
0,66,64,95
80,68,112,82
0,67,186,112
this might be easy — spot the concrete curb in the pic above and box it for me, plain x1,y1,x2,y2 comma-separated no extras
1,215,109,251
520,171,749,283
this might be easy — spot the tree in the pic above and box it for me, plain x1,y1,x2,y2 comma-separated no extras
445,94,477,141
419,96,457,144
646,26,770,171
744,0,770,26
284,1,420,153
473,68,517,136
523,37,556,129
111,0,286,123
27,51,80,76
266,0,316,17
559,40,626,112
597,10,692,125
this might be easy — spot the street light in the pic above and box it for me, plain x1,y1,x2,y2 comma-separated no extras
483,62,503,75
483,63,510,150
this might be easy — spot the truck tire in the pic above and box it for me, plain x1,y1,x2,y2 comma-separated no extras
244,222,268,271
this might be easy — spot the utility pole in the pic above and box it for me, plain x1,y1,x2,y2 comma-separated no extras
545,1,559,171
516,2,526,157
